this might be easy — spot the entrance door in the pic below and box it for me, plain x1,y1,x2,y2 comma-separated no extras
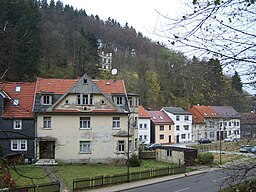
39,141,55,159
169,135,172,143
176,135,180,143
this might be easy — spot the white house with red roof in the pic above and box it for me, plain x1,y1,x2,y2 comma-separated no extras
188,105,241,142
33,74,138,164
0,82,36,162
138,105,151,144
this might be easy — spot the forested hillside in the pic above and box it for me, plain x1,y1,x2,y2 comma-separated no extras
0,0,254,112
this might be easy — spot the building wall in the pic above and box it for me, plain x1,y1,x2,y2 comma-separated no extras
156,149,184,165
138,118,151,144
0,117,35,159
37,114,133,163
155,124,174,144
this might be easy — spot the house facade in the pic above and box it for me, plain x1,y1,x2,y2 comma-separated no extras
34,74,138,164
188,105,241,142
147,111,174,144
138,105,151,144
0,82,36,162
240,111,256,139
161,107,193,143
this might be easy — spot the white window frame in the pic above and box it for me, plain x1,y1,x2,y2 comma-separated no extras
183,125,189,130
118,140,125,152
176,125,180,131
159,134,164,140
41,95,52,105
79,141,91,153
112,117,120,129
116,96,123,105
181,134,186,139
77,94,93,105
80,117,91,129
144,124,147,129
185,116,189,121
176,116,180,121
11,140,27,151
13,99,19,106
43,117,52,129
13,119,22,130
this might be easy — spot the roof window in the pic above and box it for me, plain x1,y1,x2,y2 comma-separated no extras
15,85,21,92
13,99,19,106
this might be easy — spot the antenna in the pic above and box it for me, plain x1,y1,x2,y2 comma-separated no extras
111,68,118,75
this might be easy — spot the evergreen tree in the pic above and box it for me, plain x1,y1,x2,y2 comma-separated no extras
232,71,243,92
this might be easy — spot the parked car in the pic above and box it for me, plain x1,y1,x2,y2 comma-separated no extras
239,145,254,153
145,143,161,150
250,146,256,153
223,137,240,142
198,138,211,144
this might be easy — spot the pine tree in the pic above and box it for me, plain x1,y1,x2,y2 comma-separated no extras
232,71,243,92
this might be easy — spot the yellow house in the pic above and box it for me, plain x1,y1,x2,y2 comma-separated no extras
34,74,138,164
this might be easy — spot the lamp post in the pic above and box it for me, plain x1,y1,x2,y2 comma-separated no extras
127,115,131,183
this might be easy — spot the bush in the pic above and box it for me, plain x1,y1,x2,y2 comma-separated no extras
197,152,214,164
127,154,141,167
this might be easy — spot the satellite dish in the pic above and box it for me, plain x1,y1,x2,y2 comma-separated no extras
111,68,118,75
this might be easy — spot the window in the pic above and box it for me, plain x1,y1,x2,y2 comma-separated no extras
41,95,52,105
159,134,164,140
112,117,120,129
183,125,189,130
176,125,180,131
181,134,186,139
118,140,125,152
167,150,172,156
176,116,180,121
185,116,189,121
139,124,143,129
144,124,147,129
15,85,21,92
13,99,19,106
13,120,22,130
43,117,51,129
237,122,240,126
79,141,91,153
229,122,231,126
128,97,133,107
116,96,123,105
169,125,171,130
139,135,143,141
77,94,93,105
144,135,147,140
219,122,223,128
11,140,27,151
80,117,91,129
160,125,164,131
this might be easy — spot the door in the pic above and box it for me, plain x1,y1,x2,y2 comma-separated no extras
39,141,55,159
169,135,172,143
176,135,180,143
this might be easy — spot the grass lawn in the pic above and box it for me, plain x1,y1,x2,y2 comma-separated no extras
10,165,52,187
56,160,176,190
212,153,244,165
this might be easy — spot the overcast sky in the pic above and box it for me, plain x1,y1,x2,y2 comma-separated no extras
61,0,185,43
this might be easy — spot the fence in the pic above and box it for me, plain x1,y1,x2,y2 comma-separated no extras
10,181,60,192
73,166,186,191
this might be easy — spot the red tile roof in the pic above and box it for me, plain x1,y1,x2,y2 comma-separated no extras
147,111,174,125
93,80,126,95
36,78,78,94
0,82,36,118
138,105,151,119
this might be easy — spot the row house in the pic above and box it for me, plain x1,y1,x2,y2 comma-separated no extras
147,111,174,144
188,105,241,142
0,82,36,162
161,107,193,143
138,105,151,144
240,111,256,139
0,74,139,164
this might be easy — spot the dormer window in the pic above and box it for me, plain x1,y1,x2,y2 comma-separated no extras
13,99,19,106
41,95,52,105
15,85,21,92
116,96,123,106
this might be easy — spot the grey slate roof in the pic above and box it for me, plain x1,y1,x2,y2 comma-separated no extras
162,107,192,115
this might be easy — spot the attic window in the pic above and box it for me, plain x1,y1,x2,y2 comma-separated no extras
15,85,21,92
204,113,207,116
153,116,156,120
106,81,111,85
65,100,69,104
100,99,106,105
159,116,163,120
13,99,19,106
83,78,88,84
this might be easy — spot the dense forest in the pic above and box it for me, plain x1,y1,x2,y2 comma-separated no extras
0,0,254,112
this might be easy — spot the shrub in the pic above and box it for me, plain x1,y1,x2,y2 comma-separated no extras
127,154,141,167
197,152,214,164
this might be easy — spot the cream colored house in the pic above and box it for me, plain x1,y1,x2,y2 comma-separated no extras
34,74,138,164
